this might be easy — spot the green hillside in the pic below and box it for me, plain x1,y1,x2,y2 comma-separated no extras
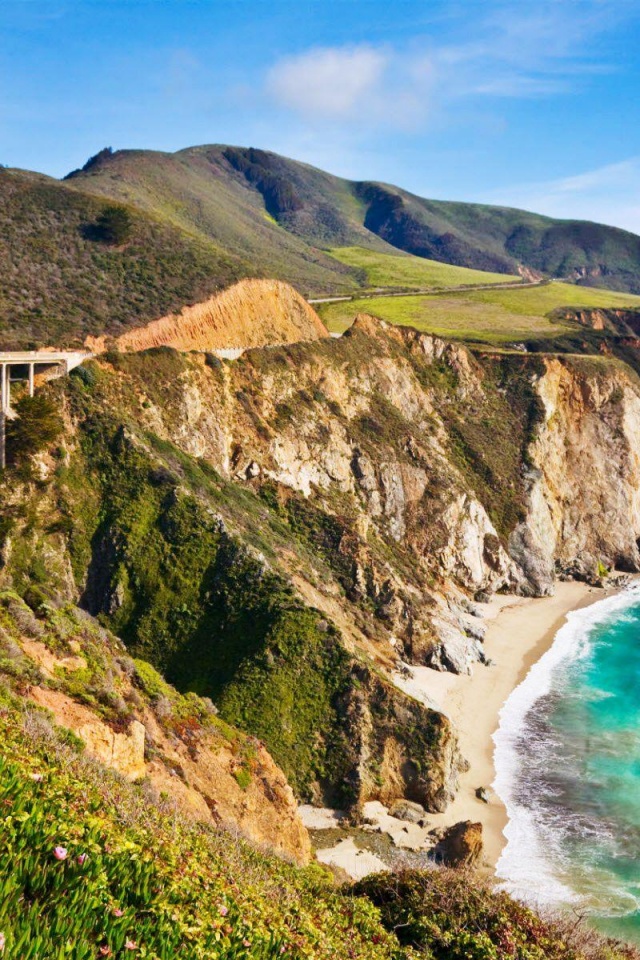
68,145,640,294
327,246,520,289
1,692,632,960
0,168,252,348
3,143,640,349
319,281,640,343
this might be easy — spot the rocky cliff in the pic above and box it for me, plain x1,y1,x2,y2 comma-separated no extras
3,314,640,834
0,592,311,864
85,278,329,354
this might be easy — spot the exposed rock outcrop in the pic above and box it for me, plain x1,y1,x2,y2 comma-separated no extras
30,686,147,781
434,820,483,866
86,278,329,354
7,601,312,866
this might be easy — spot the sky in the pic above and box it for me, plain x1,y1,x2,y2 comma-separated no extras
2,0,640,232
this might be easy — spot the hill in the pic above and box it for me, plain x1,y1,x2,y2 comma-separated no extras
68,144,640,293
0,167,254,349
3,144,640,349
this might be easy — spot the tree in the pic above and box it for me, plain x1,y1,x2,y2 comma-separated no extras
94,205,133,245
6,393,63,464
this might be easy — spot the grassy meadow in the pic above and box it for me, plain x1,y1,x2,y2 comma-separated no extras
319,280,640,343
327,246,519,290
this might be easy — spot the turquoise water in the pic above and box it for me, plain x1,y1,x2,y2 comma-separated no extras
494,584,640,942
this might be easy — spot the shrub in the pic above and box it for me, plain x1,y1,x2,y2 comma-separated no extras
92,205,134,245
6,393,63,464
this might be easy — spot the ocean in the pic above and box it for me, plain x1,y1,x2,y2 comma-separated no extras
493,581,640,943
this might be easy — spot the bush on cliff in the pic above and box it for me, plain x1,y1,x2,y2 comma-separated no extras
6,392,63,465
353,870,639,960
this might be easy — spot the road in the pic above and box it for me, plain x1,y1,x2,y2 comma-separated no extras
308,277,551,306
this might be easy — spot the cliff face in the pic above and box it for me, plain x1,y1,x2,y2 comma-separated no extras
511,357,640,592
86,278,329,354
85,316,640,672
3,315,640,833
0,593,311,864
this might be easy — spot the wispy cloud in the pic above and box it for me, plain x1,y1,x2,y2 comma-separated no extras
267,45,388,119
264,0,626,130
481,158,640,234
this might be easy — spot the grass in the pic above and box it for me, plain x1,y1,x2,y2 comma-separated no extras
327,245,519,290
0,695,634,959
319,281,640,342
0,699,396,960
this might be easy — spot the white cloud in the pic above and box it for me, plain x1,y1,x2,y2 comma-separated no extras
481,158,640,235
266,45,388,119
264,1,628,131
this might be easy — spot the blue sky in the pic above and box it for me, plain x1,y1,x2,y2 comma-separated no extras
3,0,640,232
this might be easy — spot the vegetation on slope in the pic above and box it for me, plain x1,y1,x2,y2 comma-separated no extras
0,168,250,348
0,356,454,812
0,695,634,959
69,145,640,295
354,870,638,960
319,282,640,342
0,698,393,960
327,246,520,290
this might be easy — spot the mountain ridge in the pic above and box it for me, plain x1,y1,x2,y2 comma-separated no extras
3,142,640,352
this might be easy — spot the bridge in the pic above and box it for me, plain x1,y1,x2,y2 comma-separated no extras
0,350,91,467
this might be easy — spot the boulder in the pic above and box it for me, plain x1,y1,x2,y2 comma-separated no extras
388,799,426,824
433,820,483,867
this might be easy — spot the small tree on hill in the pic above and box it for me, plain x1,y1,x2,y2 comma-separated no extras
6,393,63,465
94,205,133,245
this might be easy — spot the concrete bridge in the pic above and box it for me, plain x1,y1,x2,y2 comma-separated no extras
0,350,91,467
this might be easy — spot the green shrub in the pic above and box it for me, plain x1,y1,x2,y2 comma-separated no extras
6,393,63,464
92,205,134,245
353,870,636,960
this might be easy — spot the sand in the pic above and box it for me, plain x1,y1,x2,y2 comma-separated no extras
392,581,610,870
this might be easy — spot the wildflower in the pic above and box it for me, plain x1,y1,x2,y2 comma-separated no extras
0,932,5,952
98,948,111,957
218,905,229,917
53,846,68,861
30,773,43,782
113,908,124,917
124,941,138,951
77,853,88,866
243,940,251,948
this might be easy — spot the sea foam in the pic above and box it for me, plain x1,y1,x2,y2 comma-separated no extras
493,582,640,908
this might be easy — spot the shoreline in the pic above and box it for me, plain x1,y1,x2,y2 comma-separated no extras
393,580,618,871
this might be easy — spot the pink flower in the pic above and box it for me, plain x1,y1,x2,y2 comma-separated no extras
77,853,88,866
243,940,251,948
218,905,229,917
112,908,124,917
0,932,5,952
53,846,68,861
98,948,111,957
30,773,43,783
124,941,138,951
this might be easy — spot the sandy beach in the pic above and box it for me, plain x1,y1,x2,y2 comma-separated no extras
393,581,612,870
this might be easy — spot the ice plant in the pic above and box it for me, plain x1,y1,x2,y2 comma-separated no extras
77,853,88,865
113,908,124,917
53,846,68,861
0,932,5,952
124,941,138,951
218,905,229,917
30,773,43,782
